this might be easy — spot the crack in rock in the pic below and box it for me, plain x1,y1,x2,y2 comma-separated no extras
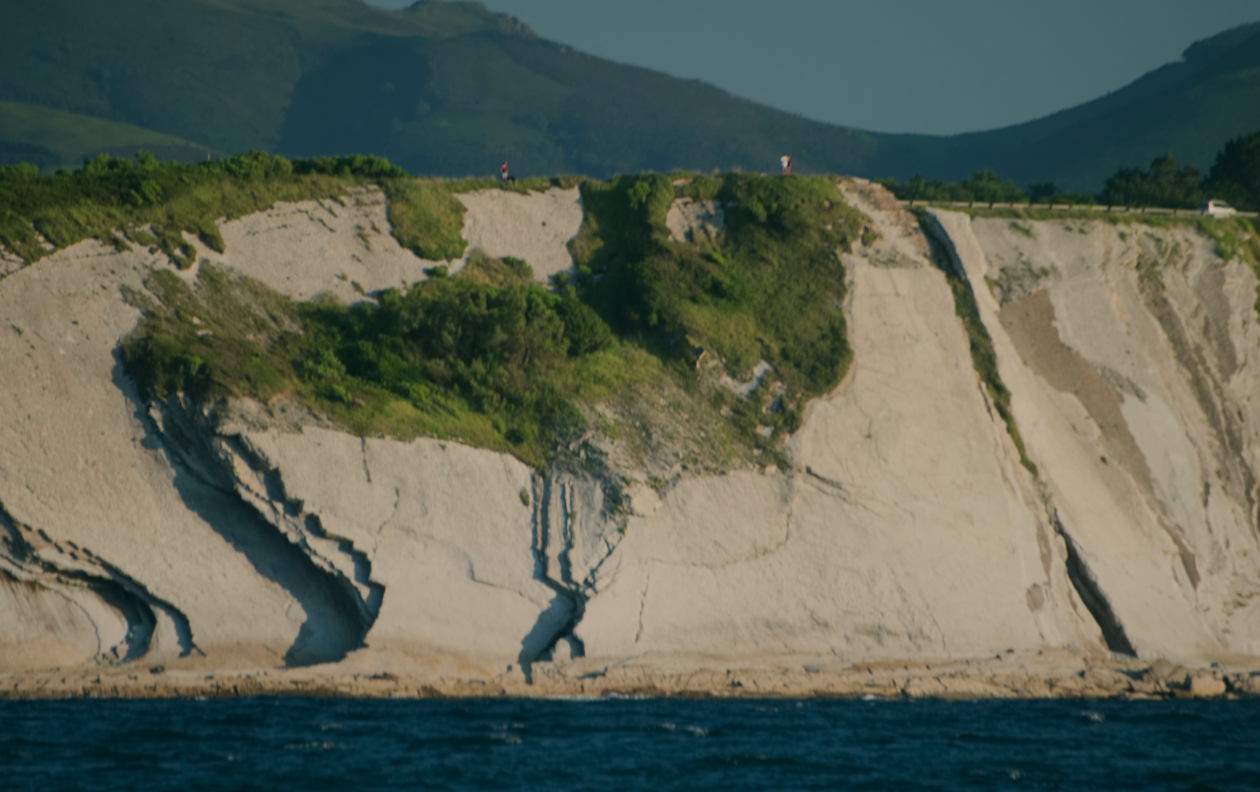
1051,508,1137,657
515,469,627,682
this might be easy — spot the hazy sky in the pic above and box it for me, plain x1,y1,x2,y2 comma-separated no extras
362,0,1259,135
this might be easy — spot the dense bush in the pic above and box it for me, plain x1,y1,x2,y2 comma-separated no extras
124,256,620,465
573,173,861,400
295,275,597,456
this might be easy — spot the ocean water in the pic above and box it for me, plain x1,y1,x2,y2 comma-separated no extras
2,696,1257,791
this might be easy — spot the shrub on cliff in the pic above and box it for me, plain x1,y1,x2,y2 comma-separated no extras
123,254,623,466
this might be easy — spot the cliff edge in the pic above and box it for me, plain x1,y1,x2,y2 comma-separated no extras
2,177,1259,698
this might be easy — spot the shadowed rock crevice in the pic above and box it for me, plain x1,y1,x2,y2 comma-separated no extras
120,368,369,667
1053,512,1137,657
0,502,188,662
213,431,385,631
517,474,575,683
516,471,620,682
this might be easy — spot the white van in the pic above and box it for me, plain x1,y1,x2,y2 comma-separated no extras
1199,199,1237,218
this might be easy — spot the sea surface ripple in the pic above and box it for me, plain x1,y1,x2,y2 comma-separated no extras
2,697,1257,791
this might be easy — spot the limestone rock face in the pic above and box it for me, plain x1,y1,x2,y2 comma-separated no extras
927,209,1260,663
665,198,724,244
3,181,1259,692
0,576,123,672
207,186,441,303
577,183,1102,661
202,419,606,672
454,186,583,282
0,240,345,670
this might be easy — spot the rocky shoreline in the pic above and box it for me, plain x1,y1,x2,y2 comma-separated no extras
5,652,1260,701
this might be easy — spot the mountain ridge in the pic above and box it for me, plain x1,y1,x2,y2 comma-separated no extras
870,21,1260,189
0,0,1257,190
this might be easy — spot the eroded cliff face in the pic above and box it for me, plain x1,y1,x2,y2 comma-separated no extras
2,181,1259,693
927,210,1260,662
576,185,1103,662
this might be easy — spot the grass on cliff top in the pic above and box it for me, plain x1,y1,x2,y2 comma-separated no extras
0,149,585,271
120,169,864,469
0,151,407,268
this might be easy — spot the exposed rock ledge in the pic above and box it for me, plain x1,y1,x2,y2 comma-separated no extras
3,181,1259,698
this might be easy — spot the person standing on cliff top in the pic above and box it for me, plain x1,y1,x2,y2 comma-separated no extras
501,161,510,181
781,154,792,176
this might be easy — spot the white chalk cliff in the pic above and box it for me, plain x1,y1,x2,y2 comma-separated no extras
2,181,1258,693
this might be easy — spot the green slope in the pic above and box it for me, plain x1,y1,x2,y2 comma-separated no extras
0,101,221,171
0,0,883,178
1,0,1256,190
277,29,882,177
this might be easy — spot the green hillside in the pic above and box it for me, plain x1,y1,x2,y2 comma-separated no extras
0,101,221,170
0,0,880,178
1,0,1257,190
870,22,1260,191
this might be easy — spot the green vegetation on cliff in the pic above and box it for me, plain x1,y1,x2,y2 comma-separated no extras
575,173,862,396
0,151,405,266
915,209,1037,477
107,165,863,468
944,273,1036,478
122,257,647,467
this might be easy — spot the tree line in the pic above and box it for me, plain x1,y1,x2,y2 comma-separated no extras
882,130,1260,211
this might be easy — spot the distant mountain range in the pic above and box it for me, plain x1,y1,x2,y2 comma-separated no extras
1,0,1257,191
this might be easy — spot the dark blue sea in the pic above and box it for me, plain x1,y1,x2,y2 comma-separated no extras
2,696,1257,791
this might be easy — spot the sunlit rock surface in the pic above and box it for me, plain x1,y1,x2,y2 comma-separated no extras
3,181,1258,696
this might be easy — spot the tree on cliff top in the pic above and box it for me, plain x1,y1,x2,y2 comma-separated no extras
1099,154,1205,209
1206,131,1260,211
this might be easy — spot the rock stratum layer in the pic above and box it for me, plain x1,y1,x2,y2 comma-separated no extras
2,182,1259,699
